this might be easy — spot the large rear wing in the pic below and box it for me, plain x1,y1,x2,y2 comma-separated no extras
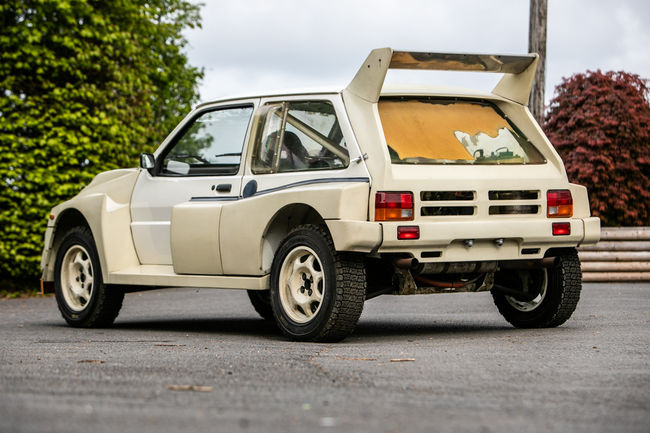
345,47,539,105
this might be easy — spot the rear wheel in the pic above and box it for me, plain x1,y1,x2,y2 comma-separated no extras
270,225,366,342
492,249,582,328
54,227,124,327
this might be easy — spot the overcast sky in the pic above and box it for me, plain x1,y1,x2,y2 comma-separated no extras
184,0,650,106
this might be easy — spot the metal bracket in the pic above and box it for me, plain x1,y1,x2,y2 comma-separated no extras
352,153,369,164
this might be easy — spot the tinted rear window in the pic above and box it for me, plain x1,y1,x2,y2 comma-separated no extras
378,99,545,165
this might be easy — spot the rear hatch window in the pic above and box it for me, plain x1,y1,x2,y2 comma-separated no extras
378,99,545,165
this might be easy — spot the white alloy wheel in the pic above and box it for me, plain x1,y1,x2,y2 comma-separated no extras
59,245,94,312
278,245,325,323
505,269,548,312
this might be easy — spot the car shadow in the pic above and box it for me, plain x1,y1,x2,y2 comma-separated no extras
97,316,525,343
111,317,282,339
352,319,515,339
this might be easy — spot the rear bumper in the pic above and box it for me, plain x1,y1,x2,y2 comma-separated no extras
326,217,600,260
378,217,600,261
581,217,601,245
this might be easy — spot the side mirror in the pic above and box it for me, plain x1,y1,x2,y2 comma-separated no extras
140,153,155,170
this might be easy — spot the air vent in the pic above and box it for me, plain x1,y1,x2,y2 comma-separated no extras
521,248,540,255
421,251,442,258
489,205,539,215
489,190,539,200
421,191,474,201
422,206,475,216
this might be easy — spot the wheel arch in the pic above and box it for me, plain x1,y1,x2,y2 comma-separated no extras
43,207,93,282
52,207,91,250
260,203,328,274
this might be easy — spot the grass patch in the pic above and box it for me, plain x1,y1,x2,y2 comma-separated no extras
0,279,46,299
0,289,45,299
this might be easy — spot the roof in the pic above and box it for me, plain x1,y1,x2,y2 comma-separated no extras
194,84,508,110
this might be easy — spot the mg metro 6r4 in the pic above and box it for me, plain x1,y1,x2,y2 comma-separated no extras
40,48,600,341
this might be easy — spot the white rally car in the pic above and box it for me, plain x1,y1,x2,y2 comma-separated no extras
40,48,600,341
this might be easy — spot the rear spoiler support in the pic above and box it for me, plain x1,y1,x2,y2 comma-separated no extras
345,48,539,105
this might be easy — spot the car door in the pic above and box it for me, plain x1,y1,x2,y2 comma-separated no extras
130,100,257,266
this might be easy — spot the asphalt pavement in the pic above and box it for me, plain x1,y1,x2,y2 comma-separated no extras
1,283,649,433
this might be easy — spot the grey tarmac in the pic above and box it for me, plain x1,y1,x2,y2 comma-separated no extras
1,283,648,433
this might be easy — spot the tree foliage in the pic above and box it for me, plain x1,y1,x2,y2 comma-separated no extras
0,0,203,284
544,70,650,226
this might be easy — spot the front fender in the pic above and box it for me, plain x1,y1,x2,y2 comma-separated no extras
41,169,141,282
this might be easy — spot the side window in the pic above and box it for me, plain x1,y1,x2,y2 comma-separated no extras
252,101,349,174
161,105,253,176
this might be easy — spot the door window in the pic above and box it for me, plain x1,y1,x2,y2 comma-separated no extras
161,105,253,176
252,101,349,174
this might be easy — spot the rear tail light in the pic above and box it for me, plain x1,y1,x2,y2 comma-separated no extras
552,222,571,236
375,192,414,221
547,190,573,217
397,226,420,240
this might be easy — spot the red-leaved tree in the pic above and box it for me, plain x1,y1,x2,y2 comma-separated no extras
544,70,650,226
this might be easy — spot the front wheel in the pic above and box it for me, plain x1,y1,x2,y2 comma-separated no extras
492,249,582,328
270,225,366,342
54,226,124,327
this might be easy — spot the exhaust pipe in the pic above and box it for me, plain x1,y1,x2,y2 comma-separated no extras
394,257,418,269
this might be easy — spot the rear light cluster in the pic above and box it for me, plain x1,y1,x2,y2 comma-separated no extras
375,192,413,221
547,190,573,218
375,192,417,240
547,189,573,236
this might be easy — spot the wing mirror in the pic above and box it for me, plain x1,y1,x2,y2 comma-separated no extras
140,153,155,170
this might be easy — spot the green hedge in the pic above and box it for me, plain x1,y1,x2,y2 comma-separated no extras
0,0,203,287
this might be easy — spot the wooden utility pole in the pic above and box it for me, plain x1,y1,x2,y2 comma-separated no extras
528,0,547,124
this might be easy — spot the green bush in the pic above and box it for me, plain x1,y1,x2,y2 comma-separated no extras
0,0,203,287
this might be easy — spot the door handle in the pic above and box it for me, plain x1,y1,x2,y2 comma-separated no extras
213,184,232,193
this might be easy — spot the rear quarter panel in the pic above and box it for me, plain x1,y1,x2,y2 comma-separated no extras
219,181,371,276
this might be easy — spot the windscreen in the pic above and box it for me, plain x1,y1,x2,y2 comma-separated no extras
378,99,545,165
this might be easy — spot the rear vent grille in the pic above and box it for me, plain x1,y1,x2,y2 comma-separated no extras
422,206,475,216
489,205,539,215
489,190,539,200
421,191,474,201
521,248,540,255
418,190,540,217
